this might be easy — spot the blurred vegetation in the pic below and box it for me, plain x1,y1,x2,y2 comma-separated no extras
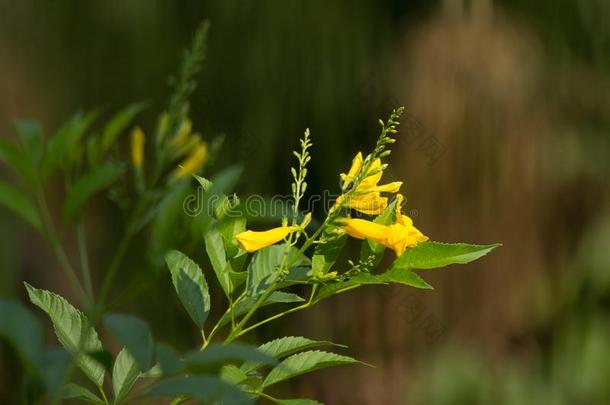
1,0,609,403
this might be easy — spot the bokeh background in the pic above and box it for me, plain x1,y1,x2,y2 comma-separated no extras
1,0,610,403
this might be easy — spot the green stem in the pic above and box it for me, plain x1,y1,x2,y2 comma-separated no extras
76,222,94,301
97,229,133,311
35,190,90,306
235,285,318,339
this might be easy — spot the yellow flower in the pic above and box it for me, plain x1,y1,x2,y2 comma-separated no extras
336,153,402,215
172,141,208,180
341,194,428,256
235,226,298,253
130,127,145,168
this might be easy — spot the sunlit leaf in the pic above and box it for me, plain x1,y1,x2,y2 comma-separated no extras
112,348,140,403
61,383,105,404
389,242,500,271
241,336,339,373
263,350,361,388
25,283,105,388
246,244,310,296
204,223,234,296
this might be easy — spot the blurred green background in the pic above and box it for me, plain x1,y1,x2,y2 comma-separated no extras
1,0,609,403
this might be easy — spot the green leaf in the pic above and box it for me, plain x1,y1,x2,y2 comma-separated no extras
150,182,190,264
183,343,277,374
165,250,211,329
0,181,42,231
194,165,243,231
217,291,304,328
61,383,105,404
263,350,361,388
312,233,346,277
0,138,37,184
241,336,339,373
220,364,249,385
204,223,234,296
62,163,125,221
359,199,397,266
246,244,310,295
352,269,433,289
0,299,43,364
314,280,361,303
36,349,72,396
389,241,500,271
275,399,324,405
112,348,140,404
149,375,252,405
101,103,146,152
104,314,154,371
15,119,44,165
42,111,97,178
25,283,105,388
156,344,182,375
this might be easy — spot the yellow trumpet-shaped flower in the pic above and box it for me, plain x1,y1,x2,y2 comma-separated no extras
235,226,298,253
172,141,208,180
130,127,145,168
341,194,428,256
336,152,402,215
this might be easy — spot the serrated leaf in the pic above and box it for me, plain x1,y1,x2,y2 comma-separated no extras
101,103,146,152
0,299,43,364
204,223,234,297
241,336,339,373
15,119,44,165
0,137,37,184
165,250,211,329
61,383,105,404
25,283,105,387
0,181,42,232
352,269,433,289
263,350,361,387
246,244,310,296
112,348,140,404
104,314,154,372
183,343,277,374
390,241,500,271
312,233,346,277
217,291,304,329
149,375,252,405
62,163,125,221
220,364,249,385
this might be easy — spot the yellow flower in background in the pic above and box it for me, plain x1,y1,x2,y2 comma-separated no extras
130,127,145,168
235,226,298,253
172,141,208,180
336,152,402,215
341,194,428,256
